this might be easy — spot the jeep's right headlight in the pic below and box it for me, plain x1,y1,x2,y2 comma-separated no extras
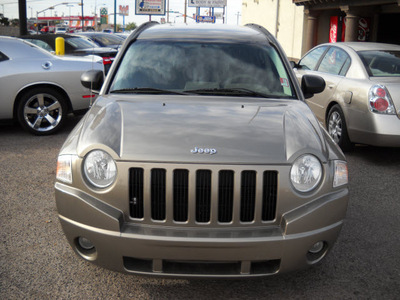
83,150,117,188
290,154,322,192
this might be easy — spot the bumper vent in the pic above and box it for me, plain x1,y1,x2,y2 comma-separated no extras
129,167,277,224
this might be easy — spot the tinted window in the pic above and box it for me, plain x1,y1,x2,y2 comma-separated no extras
110,40,294,97
66,37,98,49
318,47,350,75
24,39,53,52
92,34,124,46
299,46,328,70
358,50,400,77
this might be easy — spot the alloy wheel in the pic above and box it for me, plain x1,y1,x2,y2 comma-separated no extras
23,93,63,133
328,111,342,144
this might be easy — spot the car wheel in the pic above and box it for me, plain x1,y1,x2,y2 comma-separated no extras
327,104,353,151
17,87,67,135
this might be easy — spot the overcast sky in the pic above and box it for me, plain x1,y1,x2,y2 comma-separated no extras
0,0,242,26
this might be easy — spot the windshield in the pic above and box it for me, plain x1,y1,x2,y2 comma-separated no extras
358,50,400,77
110,40,294,98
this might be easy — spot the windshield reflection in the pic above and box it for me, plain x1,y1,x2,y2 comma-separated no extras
110,40,294,98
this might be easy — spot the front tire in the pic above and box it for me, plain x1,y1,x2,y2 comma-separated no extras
17,87,67,135
327,104,353,151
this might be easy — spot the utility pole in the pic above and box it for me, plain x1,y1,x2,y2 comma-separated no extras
184,0,187,24
114,0,117,32
18,0,28,35
81,0,84,31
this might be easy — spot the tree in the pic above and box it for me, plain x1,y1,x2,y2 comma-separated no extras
1,17,10,26
11,19,20,26
125,22,137,31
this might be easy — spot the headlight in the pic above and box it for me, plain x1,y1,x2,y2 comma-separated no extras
83,150,117,188
290,154,322,192
333,160,348,188
56,155,73,184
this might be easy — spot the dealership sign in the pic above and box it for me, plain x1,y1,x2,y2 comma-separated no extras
136,0,166,15
188,0,227,8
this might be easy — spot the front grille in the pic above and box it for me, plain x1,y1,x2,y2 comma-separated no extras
129,167,278,225
123,256,280,276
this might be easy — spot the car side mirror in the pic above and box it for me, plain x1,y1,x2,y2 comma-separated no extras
301,75,326,99
81,70,104,93
290,61,299,69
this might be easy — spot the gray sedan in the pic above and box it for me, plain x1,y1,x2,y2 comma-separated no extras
293,42,400,150
0,36,104,135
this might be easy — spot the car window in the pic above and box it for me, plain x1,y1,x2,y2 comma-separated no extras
298,46,328,70
24,39,53,52
0,51,9,62
66,37,98,49
317,47,350,76
110,40,295,98
92,34,124,46
339,57,351,76
358,50,400,77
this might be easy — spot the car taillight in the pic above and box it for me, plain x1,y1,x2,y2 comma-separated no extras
368,85,395,114
102,57,113,65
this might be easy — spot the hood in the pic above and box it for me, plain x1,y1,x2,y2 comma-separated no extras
76,95,329,164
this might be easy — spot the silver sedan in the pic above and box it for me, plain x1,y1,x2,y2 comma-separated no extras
0,36,104,135
294,42,400,150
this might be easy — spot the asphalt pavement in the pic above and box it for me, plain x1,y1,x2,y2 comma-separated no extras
0,116,399,299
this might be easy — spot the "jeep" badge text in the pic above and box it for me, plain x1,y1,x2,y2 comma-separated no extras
190,147,217,155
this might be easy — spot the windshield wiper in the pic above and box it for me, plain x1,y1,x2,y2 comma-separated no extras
110,87,188,95
183,88,270,98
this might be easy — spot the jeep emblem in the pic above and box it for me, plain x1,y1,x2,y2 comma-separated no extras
190,147,217,155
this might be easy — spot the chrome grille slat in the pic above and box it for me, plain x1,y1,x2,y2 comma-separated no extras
129,166,278,225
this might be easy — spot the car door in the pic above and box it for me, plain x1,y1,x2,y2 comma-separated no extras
295,46,350,123
0,50,15,119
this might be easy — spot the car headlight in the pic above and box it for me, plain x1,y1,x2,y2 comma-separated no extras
56,155,73,184
83,150,117,188
333,160,348,188
290,154,322,192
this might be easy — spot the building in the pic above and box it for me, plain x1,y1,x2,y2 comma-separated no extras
242,0,400,59
36,16,97,32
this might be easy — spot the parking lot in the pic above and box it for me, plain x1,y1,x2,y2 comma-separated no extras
1,116,399,299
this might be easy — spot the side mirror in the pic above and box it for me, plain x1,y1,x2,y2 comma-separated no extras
81,70,104,93
301,75,326,99
290,61,299,69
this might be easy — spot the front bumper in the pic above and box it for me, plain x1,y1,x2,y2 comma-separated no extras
55,183,349,278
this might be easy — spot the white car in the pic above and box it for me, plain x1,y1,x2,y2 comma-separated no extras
55,27,68,34
0,36,104,135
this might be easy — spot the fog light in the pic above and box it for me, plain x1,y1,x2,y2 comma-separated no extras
309,241,324,254
78,237,94,250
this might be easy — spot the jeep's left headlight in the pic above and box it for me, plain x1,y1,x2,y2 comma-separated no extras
290,154,322,192
83,150,117,188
